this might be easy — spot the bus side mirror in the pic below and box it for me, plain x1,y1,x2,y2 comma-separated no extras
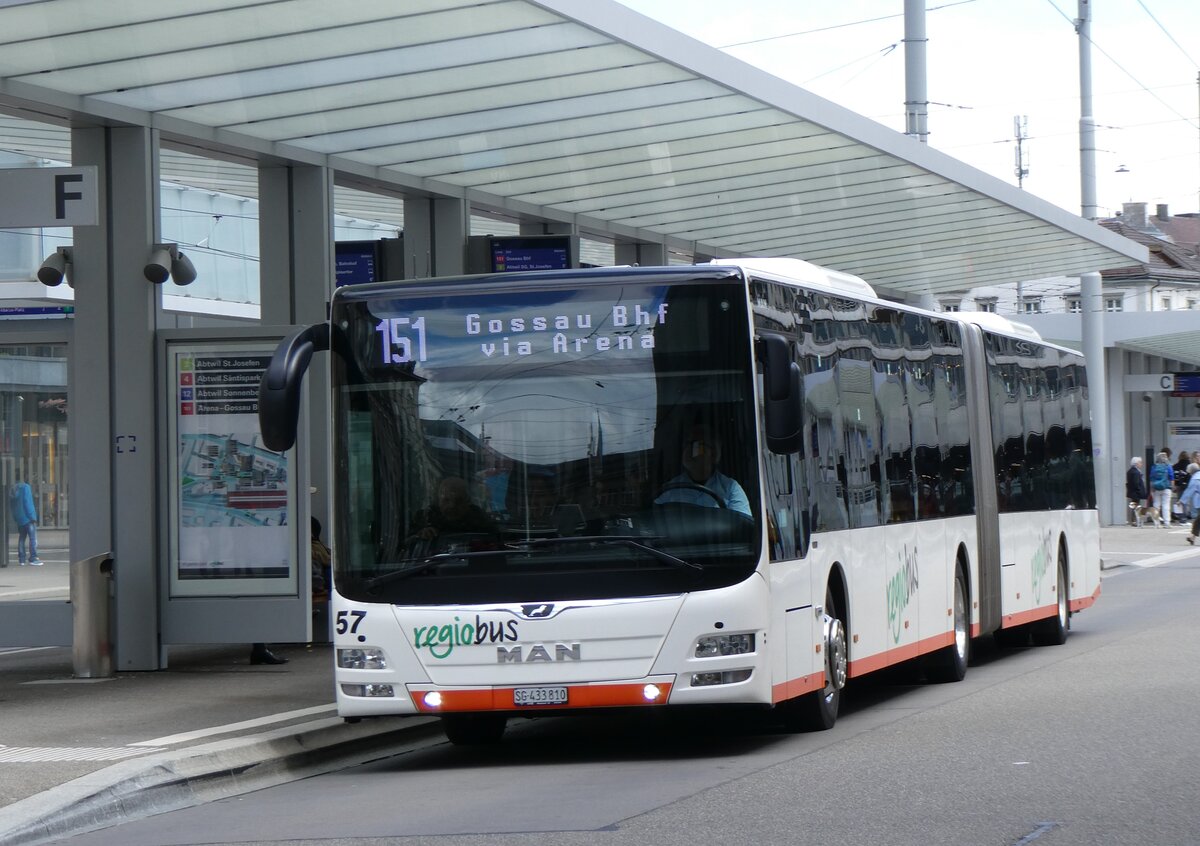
759,334,803,454
259,323,330,452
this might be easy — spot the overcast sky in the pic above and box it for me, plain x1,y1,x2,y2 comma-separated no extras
617,0,1200,220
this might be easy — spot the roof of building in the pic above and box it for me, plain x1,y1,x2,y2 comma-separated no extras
1098,218,1200,285
1154,213,1200,256
0,0,1144,300
1088,213,1200,366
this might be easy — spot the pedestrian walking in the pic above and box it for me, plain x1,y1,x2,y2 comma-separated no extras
1180,464,1200,545
1126,456,1147,525
1149,452,1175,527
9,471,42,566
1173,450,1191,488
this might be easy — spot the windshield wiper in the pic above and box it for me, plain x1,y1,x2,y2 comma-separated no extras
365,536,701,592
508,535,702,571
364,548,510,592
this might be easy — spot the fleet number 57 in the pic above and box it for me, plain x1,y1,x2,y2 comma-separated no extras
336,610,366,635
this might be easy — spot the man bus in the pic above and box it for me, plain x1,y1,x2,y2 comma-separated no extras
259,258,1099,744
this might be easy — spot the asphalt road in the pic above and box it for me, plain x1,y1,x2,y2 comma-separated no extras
45,551,1200,846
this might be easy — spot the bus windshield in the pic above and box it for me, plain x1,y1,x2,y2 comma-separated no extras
331,271,762,605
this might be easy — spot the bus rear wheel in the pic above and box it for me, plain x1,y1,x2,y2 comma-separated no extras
1032,556,1069,646
442,713,508,745
924,565,969,683
782,588,846,731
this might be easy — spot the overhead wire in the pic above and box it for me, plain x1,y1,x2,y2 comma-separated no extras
802,44,898,87
1042,0,1199,131
717,0,980,49
1134,0,1200,70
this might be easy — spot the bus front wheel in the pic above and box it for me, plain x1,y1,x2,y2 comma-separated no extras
442,713,508,745
782,588,846,731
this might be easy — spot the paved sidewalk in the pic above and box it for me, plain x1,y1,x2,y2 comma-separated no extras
0,643,441,846
0,523,1190,846
1098,519,1196,565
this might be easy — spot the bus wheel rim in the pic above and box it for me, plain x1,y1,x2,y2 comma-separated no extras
954,579,968,658
1057,568,1068,626
825,615,847,693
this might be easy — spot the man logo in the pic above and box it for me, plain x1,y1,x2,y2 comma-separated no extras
498,642,581,663
521,603,554,619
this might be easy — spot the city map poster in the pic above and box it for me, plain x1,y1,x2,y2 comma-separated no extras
171,346,295,596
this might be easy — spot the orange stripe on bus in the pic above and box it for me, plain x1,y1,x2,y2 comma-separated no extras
1002,602,1058,628
848,631,956,677
408,682,674,712
1001,582,1101,627
771,672,824,703
785,583,1101,686
1069,582,1101,613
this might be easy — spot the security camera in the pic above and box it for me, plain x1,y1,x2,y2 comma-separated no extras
37,247,73,287
143,246,173,284
143,244,198,285
170,250,197,286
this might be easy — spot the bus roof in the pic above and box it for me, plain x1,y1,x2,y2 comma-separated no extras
704,257,1063,351
949,311,1044,343
705,257,877,300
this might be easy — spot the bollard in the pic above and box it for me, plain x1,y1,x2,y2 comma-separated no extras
70,552,114,678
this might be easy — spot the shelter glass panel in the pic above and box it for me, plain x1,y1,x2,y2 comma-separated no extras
0,342,68,584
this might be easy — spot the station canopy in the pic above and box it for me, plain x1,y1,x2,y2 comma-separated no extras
0,0,1145,298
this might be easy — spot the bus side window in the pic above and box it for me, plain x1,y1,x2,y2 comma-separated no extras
765,452,802,560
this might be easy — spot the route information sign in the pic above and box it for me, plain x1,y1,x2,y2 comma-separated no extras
169,342,296,598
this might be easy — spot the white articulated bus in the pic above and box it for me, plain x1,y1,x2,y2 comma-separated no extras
260,258,1100,744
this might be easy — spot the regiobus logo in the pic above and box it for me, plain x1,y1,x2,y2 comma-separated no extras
886,544,919,645
412,615,518,660
1031,530,1053,605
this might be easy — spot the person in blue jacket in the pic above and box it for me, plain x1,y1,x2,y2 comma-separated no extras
10,472,41,566
1179,463,1200,545
1148,452,1175,527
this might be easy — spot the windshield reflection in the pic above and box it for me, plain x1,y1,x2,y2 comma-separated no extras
333,275,762,604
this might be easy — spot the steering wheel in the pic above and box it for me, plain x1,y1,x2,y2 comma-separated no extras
657,481,727,509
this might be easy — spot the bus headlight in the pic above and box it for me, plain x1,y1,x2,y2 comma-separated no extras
340,683,395,697
690,669,753,687
338,647,388,669
694,633,755,657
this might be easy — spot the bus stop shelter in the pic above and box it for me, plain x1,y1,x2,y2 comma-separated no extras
0,0,1146,667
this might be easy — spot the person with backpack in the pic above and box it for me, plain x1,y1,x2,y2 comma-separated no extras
9,472,42,565
1149,452,1175,528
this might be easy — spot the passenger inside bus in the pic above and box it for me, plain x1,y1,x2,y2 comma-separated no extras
654,423,752,517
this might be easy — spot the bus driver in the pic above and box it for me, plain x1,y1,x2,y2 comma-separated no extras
408,476,499,548
655,423,751,517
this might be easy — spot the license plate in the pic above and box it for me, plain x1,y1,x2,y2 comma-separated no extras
513,686,568,706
